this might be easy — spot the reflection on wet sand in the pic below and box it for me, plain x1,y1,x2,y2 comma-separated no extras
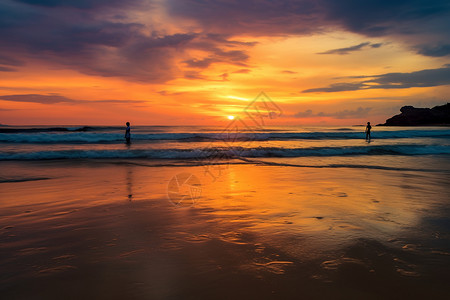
0,160,449,299
126,167,133,201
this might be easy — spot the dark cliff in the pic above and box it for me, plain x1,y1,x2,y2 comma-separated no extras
381,103,449,126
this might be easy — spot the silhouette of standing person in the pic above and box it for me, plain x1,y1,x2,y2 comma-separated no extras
365,122,372,142
125,122,131,144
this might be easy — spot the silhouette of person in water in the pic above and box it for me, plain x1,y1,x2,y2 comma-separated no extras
365,122,372,141
125,122,131,144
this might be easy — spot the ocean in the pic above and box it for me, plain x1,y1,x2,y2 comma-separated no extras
1,125,449,165
1,125,449,299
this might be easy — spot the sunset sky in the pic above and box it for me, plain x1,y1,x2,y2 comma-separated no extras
0,0,449,125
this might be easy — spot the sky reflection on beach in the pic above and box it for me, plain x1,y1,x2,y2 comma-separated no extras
0,160,449,299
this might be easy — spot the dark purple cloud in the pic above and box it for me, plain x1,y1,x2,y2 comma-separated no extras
0,54,24,66
15,0,139,9
182,47,250,68
416,44,450,57
0,66,17,72
1,0,449,84
294,107,372,119
0,0,254,82
303,65,450,92
0,94,75,104
167,0,450,56
202,34,258,47
0,93,145,104
166,0,321,35
318,42,384,55
183,71,206,80
183,58,218,68
326,0,450,36
0,0,175,82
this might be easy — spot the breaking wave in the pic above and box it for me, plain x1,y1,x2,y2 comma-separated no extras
1,144,448,160
1,129,449,144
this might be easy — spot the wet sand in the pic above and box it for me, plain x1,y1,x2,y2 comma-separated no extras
0,159,449,299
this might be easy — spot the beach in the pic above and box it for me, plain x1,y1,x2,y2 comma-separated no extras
3,0,450,298
0,126,449,299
